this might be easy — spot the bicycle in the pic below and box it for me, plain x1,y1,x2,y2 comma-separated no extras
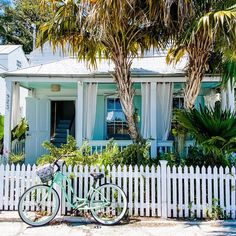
18,155,128,227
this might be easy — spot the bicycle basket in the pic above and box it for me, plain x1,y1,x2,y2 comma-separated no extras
36,164,54,183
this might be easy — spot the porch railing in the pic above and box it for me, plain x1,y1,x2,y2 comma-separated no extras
157,140,195,155
11,140,25,155
86,140,132,154
86,140,195,155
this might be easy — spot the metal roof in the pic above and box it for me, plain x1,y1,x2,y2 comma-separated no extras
0,45,21,54
0,65,6,72
3,56,188,78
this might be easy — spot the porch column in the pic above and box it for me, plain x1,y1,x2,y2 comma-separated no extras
227,80,235,113
150,82,157,158
3,80,13,161
76,81,84,147
221,88,227,110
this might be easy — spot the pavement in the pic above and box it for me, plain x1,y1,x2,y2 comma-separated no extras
1,211,236,236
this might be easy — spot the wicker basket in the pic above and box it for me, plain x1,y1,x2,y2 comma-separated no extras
36,164,54,183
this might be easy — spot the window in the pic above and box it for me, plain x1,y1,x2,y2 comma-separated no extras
16,60,22,69
106,98,130,140
173,97,184,109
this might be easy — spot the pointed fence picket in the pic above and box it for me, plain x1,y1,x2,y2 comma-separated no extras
1,162,236,219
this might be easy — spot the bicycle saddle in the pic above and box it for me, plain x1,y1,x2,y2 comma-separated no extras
90,173,104,180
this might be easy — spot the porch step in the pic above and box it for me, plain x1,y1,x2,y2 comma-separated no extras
51,119,72,147
54,133,67,138
60,120,71,124
58,124,70,129
51,137,67,143
56,128,68,133
52,142,66,148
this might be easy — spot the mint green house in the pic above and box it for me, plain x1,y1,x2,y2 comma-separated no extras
2,45,233,164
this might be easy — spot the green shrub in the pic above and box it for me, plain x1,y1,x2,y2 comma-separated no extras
9,153,25,165
37,136,92,166
37,136,155,167
11,118,28,141
95,141,123,166
120,142,151,166
159,152,181,167
176,106,236,156
183,146,231,167
0,117,28,155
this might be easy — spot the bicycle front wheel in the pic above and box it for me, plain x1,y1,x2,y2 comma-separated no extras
90,183,128,225
18,184,60,227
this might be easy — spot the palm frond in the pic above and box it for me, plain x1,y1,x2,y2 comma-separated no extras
176,105,236,154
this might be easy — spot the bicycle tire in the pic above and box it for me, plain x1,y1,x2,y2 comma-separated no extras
90,183,128,225
18,184,60,227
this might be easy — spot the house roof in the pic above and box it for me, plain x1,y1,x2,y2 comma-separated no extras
0,45,21,54
28,42,67,66
2,55,188,78
0,65,6,73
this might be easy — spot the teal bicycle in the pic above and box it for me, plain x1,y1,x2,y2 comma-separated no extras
18,155,128,227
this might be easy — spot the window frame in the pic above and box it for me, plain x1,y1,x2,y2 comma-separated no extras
173,96,185,110
16,60,22,69
104,96,130,140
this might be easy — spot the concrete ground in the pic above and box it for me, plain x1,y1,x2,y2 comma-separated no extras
1,212,236,236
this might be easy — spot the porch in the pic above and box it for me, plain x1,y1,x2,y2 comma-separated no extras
2,58,234,164
4,79,227,164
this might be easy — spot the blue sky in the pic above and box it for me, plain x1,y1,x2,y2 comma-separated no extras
0,0,11,7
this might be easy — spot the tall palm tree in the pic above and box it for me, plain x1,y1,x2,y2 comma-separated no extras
166,1,236,109
38,0,187,142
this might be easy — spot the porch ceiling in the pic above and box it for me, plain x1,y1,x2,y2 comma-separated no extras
20,82,77,89
19,81,219,90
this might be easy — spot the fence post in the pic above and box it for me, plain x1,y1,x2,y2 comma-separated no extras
160,160,168,218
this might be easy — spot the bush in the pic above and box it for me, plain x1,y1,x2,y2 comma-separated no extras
0,117,28,155
37,136,155,167
183,146,231,167
175,105,236,156
120,142,151,166
9,153,25,165
37,136,95,166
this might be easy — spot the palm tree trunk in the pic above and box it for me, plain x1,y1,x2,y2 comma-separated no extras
184,61,205,109
185,34,212,109
113,58,143,143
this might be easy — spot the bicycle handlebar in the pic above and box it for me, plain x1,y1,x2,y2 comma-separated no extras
53,154,76,171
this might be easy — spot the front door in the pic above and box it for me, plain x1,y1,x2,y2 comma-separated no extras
50,101,75,147
25,98,50,164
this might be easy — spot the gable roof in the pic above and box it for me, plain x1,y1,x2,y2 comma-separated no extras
0,45,21,54
28,42,67,66
3,55,188,78
0,65,7,72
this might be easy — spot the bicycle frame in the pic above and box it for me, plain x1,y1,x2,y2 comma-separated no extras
48,171,110,211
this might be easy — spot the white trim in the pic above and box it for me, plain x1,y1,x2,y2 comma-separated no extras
87,140,132,146
5,76,221,83
48,96,77,101
221,88,227,110
227,81,235,112
150,82,157,158
3,81,13,160
76,82,83,147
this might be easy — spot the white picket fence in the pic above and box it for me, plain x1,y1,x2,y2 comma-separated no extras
0,161,236,219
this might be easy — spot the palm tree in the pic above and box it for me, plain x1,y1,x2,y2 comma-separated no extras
175,105,236,156
166,1,236,109
38,0,175,142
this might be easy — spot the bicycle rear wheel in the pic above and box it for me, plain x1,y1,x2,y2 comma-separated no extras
18,184,60,227
90,183,127,225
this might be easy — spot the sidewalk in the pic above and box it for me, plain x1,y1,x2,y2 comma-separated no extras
1,211,236,226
